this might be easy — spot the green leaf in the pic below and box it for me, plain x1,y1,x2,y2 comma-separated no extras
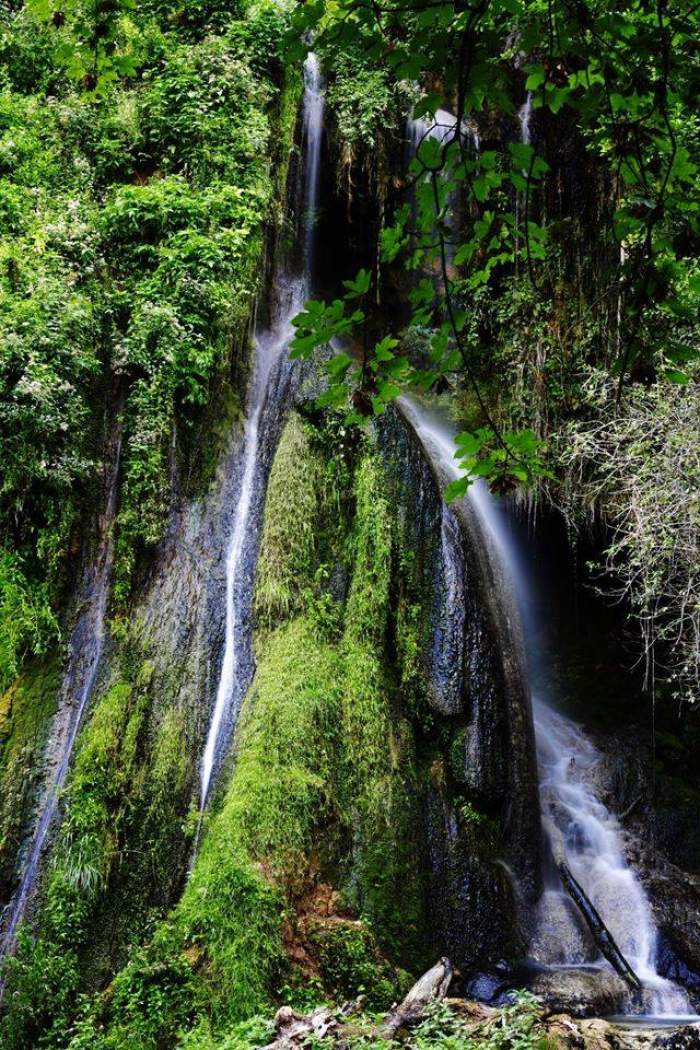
413,92,443,120
509,142,535,169
343,269,371,299
374,336,399,361
325,353,353,379
525,66,546,92
455,431,484,455
444,476,471,502
472,175,489,202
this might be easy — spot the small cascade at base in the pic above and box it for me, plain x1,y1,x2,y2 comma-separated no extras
532,698,693,1017
397,395,694,1020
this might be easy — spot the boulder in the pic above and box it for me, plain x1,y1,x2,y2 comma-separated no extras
652,1026,700,1050
530,967,629,1017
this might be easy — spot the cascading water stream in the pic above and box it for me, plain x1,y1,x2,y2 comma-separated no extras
405,108,480,267
0,418,123,959
401,96,694,1017
519,91,533,145
397,396,694,1019
531,700,692,1018
198,53,324,810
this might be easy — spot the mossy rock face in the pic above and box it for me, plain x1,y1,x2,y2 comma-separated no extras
308,917,411,1009
1,400,542,1045
0,657,61,904
254,412,324,631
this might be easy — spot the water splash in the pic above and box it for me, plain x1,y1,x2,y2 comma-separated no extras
199,54,325,809
518,92,533,145
397,395,693,1018
1,417,123,958
533,699,692,1016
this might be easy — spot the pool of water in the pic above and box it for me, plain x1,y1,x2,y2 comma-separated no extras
607,1016,700,1030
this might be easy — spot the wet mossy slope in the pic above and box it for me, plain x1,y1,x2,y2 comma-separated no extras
0,408,541,1049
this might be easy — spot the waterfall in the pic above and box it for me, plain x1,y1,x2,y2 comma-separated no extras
397,397,694,1018
406,108,480,153
199,54,324,809
1,417,123,958
518,92,533,146
531,702,692,1006
405,107,479,273
301,52,323,269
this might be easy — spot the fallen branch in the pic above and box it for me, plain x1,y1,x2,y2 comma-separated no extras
261,961,454,1050
263,1005,340,1050
558,863,642,991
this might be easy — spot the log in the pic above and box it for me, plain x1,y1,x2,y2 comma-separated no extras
381,958,454,1036
260,961,454,1050
558,862,642,991
263,1005,338,1050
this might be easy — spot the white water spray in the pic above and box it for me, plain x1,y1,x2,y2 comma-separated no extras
518,92,533,146
406,107,480,154
397,396,693,1019
533,700,692,1016
199,54,324,809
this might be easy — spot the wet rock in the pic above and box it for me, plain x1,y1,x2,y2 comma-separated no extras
463,970,512,1004
380,405,542,968
571,724,700,993
651,1026,700,1050
637,860,700,989
530,968,629,1017
656,933,700,996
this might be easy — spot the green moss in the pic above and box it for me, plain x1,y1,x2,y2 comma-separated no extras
0,657,61,895
0,646,198,1046
344,457,392,648
54,682,142,899
0,677,151,1048
336,457,427,963
174,618,343,1022
6,428,450,1047
254,414,324,629
309,918,411,1009
52,618,343,1048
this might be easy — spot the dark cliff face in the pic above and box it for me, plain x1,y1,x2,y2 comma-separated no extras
379,406,542,969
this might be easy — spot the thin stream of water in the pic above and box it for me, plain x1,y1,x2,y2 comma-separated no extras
1,419,123,958
199,53,324,809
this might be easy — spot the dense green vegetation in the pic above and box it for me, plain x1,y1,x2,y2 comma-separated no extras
289,0,700,698
0,0,295,682
0,0,698,1047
